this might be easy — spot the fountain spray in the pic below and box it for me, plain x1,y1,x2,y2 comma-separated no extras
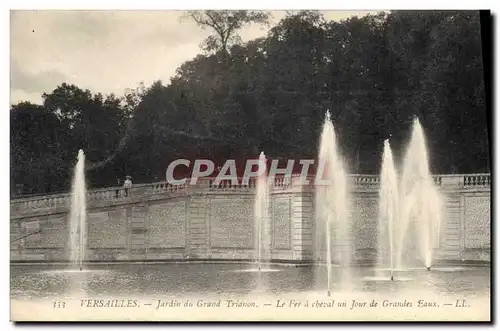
254,152,269,272
69,149,87,271
399,117,443,270
316,110,349,296
379,139,399,281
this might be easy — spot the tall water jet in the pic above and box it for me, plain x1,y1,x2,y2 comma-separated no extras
69,149,87,271
378,139,399,280
398,118,443,269
254,152,270,271
315,110,349,295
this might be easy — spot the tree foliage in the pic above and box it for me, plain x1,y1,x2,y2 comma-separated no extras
11,10,489,196
187,10,271,55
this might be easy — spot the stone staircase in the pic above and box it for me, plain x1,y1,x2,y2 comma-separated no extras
436,193,462,261
187,195,209,258
130,204,148,259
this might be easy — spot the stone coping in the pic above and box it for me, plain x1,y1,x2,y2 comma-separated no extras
11,173,491,203
10,173,490,218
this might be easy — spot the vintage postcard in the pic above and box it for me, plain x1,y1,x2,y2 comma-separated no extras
10,9,491,322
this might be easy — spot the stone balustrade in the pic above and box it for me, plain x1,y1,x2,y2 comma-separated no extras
350,174,380,188
10,172,491,264
207,178,257,189
149,181,188,194
10,173,490,217
463,173,491,187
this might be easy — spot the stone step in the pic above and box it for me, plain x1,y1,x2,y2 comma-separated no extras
189,230,206,236
188,219,206,225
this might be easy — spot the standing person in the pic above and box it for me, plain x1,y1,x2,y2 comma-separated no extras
123,176,132,197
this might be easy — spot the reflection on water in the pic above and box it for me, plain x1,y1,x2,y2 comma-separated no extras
10,263,490,301
363,276,414,282
230,268,282,273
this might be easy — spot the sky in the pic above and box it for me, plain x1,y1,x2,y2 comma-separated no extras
10,10,377,105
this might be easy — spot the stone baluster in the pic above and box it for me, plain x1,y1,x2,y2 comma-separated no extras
463,174,490,187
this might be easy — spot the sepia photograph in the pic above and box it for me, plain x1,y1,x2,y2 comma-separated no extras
9,9,491,322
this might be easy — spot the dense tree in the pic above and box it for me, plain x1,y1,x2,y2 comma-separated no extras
10,10,490,195
187,10,271,55
11,102,70,194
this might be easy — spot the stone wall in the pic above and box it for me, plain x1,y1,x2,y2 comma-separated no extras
10,174,491,264
462,193,491,261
